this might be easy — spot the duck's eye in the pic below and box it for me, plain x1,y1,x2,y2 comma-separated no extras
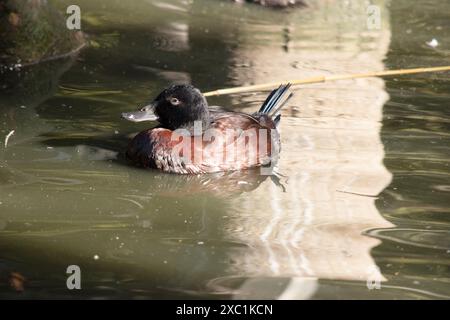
170,97,180,106
140,106,149,112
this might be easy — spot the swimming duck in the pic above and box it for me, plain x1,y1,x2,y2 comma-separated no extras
122,84,292,174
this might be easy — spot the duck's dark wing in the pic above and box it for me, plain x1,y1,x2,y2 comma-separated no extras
208,105,239,120
209,107,276,129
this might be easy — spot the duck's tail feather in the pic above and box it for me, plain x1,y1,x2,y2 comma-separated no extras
269,92,294,119
257,83,292,125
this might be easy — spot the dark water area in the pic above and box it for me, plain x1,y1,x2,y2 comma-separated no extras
0,0,449,299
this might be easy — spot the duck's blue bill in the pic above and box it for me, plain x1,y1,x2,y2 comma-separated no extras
121,105,158,122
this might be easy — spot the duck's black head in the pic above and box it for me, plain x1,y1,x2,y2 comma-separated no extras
122,84,210,132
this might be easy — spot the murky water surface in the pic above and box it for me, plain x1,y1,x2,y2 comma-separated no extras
0,0,449,299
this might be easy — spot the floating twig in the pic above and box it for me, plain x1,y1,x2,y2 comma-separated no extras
203,65,450,97
4,130,15,148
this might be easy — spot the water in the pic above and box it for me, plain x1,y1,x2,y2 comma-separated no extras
0,0,449,299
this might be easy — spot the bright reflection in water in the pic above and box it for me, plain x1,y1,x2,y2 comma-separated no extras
0,0,449,299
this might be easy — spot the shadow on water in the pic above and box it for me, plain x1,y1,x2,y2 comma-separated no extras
366,0,450,299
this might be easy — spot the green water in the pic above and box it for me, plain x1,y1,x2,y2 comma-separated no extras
0,0,449,299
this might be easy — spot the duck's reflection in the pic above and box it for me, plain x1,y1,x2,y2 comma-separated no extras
147,169,276,198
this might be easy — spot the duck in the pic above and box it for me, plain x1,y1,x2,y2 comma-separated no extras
121,83,292,174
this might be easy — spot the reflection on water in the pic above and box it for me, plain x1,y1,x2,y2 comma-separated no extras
0,0,449,299
219,0,393,299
